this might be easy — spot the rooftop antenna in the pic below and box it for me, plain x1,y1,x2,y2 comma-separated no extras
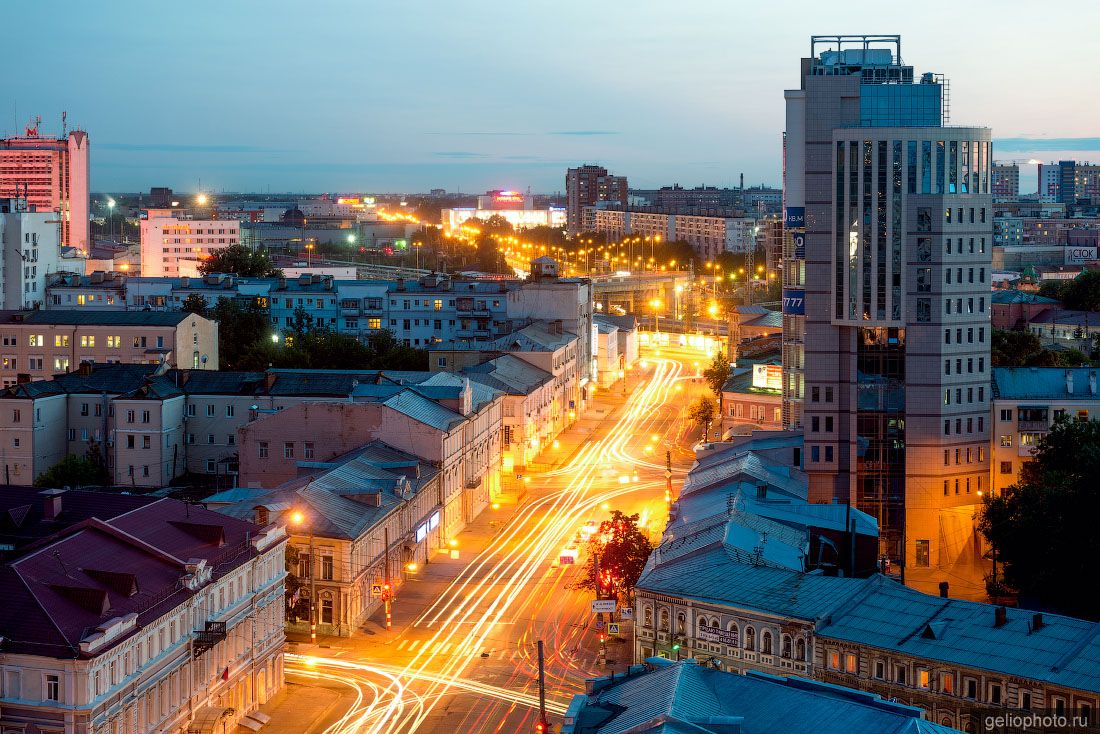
53,550,70,577
61,111,67,136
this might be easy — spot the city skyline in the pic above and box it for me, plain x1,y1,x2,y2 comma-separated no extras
7,0,1100,194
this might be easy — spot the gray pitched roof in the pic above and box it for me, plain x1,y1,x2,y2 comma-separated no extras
13,310,197,326
382,390,464,431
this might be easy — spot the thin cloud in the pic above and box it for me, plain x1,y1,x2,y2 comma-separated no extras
548,130,619,136
996,137,1100,152
424,131,534,137
433,151,491,158
99,143,286,153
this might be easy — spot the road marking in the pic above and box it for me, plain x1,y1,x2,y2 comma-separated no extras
441,643,452,655
408,639,421,652
396,639,408,651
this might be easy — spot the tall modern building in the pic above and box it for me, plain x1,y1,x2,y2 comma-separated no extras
565,164,627,237
784,36,992,592
990,162,1019,201
0,123,89,252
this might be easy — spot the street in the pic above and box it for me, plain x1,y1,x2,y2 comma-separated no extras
279,344,712,734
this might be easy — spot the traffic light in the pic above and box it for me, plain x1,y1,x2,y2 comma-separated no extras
599,633,605,644
672,642,681,651
535,722,546,733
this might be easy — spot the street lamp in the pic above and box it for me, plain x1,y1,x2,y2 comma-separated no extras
650,298,663,335
305,241,315,268
290,510,318,644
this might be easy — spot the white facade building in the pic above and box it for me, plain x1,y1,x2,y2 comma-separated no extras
1,198,62,309
140,209,240,277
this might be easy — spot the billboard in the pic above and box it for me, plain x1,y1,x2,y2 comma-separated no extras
1065,246,1098,264
784,207,805,228
782,288,806,315
752,364,783,390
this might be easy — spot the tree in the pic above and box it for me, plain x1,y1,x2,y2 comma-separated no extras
992,328,1093,368
688,396,717,440
574,511,653,602
35,452,111,488
702,352,731,398
978,418,1100,619
1057,269,1100,311
199,243,283,278
210,299,274,370
181,293,209,317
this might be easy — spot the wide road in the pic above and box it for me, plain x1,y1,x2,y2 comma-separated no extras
287,344,713,733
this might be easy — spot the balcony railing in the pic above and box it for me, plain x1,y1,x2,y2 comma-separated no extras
1018,420,1049,432
193,621,227,657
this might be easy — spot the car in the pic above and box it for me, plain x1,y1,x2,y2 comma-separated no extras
581,519,598,537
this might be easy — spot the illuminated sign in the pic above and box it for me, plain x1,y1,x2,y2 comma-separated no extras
336,197,361,205
752,364,782,391
792,231,806,259
493,190,523,203
784,207,805,228
782,288,805,315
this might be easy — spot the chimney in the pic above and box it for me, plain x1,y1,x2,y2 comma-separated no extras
40,488,65,520
1032,613,1045,632
549,320,563,335
939,581,949,598
994,605,1008,628
78,361,94,377
1066,369,1074,395
1090,371,1097,395
396,278,406,291
756,482,767,499
180,275,190,288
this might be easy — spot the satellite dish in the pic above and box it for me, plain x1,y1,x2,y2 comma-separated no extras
201,355,208,364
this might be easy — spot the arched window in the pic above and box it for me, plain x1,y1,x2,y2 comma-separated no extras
744,626,755,651
676,612,686,635
659,609,669,632
643,606,653,628
761,630,773,655
711,618,720,628
697,617,709,632
727,623,740,647
781,634,792,659
795,638,806,661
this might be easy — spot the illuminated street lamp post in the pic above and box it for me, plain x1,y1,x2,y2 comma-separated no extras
649,299,663,335
305,241,315,269
290,510,317,644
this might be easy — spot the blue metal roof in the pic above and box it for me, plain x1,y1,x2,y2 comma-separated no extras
992,367,1100,401
564,660,961,734
382,390,464,431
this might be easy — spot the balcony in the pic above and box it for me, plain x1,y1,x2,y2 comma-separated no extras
193,621,227,656
1017,420,1049,432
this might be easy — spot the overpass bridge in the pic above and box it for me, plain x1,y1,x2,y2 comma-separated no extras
590,271,695,315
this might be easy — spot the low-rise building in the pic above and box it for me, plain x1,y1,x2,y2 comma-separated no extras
989,290,1059,329
720,362,783,437
990,367,1100,493
0,487,287,734
0,310,218,385
212,441,440,637
1026,308,1100,349
464,355,554,472
236,376,502,544
562,659,961,734
634,435,1100,732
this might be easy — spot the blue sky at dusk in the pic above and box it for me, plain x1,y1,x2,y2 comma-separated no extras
6,0,1098,194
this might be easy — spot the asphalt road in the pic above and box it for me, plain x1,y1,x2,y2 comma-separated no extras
284,344,713,734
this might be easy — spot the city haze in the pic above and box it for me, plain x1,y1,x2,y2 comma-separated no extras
6,0,1099,193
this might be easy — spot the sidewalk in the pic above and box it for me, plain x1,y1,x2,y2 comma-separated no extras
247,387,632,733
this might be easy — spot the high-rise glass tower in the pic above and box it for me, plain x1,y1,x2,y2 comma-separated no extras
784,36,992,590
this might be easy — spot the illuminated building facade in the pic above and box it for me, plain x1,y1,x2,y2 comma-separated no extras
0,126,89,251
140,208,241,277
786,35,992,591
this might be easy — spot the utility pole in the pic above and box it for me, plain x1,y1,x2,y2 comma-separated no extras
536,640,551,733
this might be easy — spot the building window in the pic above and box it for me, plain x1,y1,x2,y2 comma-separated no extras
895,666,907,685
874,660,885,680
941,673,955,695
259,441,269,458
226,405,234,418
45,674,60,701
284,442,294,459
965,678,977,699
828,650,840,670
918,669,930,689
1000,435,1012,447
844,653,857,673
321,554,334,580
304,442,315,459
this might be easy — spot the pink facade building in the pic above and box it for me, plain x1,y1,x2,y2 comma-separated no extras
0,126,89,252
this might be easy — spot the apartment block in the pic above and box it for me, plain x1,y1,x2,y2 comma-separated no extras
1,198,63,310
0,127,89,251
0,310,218,385
566,164,628,237
140,209,240,277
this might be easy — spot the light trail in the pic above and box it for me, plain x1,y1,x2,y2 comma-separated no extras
289,353,694,733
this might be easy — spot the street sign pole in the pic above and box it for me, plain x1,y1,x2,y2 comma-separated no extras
537,640,551,733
